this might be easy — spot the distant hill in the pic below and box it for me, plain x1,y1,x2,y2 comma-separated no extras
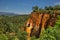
0,12,18,16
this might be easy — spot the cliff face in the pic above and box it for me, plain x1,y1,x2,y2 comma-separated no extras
25,12,57,40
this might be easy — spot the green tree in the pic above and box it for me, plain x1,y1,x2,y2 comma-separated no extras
32,6,39,12
45,6,53,10
54,5,60,10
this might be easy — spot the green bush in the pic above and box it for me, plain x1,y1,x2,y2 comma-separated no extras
0,34,8,40
16,29,27,40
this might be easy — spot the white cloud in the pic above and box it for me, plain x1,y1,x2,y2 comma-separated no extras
54,2,60,5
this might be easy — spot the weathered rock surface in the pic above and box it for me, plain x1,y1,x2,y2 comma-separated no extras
24,11,58,40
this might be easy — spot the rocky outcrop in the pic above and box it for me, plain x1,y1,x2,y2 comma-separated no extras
25,11,57,40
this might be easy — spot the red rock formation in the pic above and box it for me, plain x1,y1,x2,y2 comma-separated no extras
48,13,57,27
25,11,57,40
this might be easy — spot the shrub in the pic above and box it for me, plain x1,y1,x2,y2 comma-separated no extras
0,34,8,40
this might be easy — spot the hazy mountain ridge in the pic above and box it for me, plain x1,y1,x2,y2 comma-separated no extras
0,12,18,16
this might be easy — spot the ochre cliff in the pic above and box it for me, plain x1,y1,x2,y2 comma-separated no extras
24,11,57,40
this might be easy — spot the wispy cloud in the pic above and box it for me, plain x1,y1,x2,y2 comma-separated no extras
54,2,60,5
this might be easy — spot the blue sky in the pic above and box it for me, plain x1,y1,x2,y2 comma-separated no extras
0,0,60,14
